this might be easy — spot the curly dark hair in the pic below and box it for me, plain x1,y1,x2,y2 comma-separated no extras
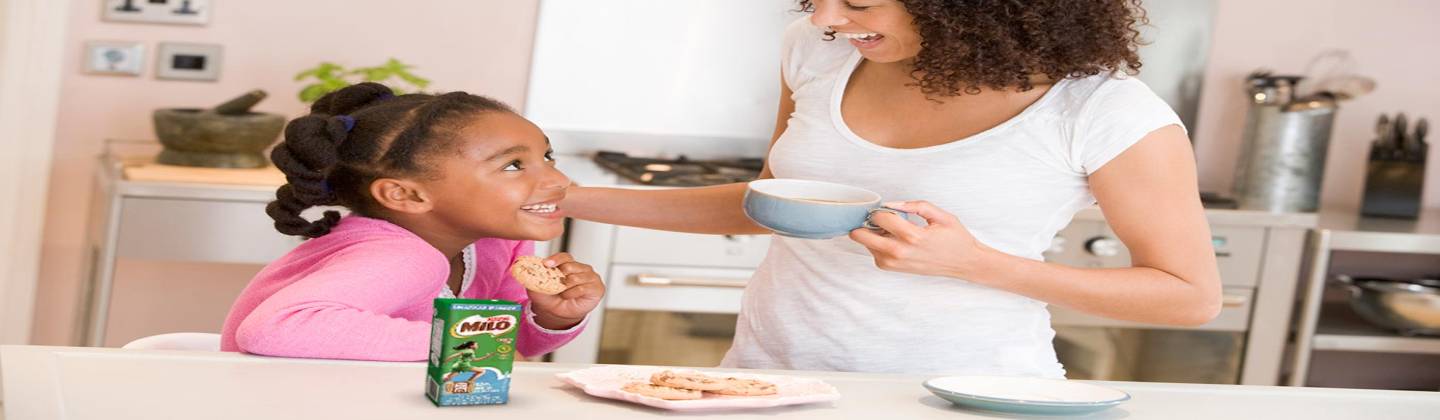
798,0,1148,97
266,82,514,238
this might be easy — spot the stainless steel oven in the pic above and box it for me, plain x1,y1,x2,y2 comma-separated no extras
1043,216,1271,384
546,151,772,367
549,154,1308,386
593,228,767,366
553,209,1306,386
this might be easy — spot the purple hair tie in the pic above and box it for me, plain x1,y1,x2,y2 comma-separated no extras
337,115,356,132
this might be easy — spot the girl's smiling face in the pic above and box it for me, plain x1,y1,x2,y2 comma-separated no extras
809,0,922,64
421,111,570,242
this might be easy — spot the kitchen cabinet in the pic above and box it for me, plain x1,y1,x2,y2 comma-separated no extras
1046,210,1314,385
80,141,568,347
1290,210,1440,389
80,141,298,347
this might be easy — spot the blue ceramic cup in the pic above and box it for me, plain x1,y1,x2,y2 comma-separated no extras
743,179,902,239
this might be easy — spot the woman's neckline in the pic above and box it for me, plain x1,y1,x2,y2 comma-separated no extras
829,50,1069,154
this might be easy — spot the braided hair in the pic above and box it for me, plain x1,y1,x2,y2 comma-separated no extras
266,82,514,238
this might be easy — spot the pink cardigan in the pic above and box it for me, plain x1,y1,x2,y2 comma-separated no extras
220,216,585,361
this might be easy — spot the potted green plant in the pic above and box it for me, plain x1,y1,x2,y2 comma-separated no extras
294,58,431,103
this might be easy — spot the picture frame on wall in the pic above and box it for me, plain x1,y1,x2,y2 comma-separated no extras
83,41,146,76
103,0,210,26
156,42,223,82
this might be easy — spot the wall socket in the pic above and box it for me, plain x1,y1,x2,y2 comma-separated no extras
84,41,146,76
156,42,223,82
103,0,211,26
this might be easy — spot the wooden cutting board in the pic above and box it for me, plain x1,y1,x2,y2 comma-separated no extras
123,162,287,187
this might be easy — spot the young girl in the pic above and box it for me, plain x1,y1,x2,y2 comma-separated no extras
562,0,1220,377
220,82,605,361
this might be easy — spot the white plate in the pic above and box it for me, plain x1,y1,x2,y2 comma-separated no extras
923,376,1130,416
557,365,840,411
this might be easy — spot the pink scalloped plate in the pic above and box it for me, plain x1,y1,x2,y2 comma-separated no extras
556,365,841,411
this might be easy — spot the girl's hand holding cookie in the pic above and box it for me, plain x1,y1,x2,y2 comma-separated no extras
513,253,605,330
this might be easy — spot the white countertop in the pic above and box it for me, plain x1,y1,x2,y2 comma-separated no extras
91,146,1319,231
4,346,1437,420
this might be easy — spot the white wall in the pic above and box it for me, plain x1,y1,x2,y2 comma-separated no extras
28,0,1440,349
526,0,799,146
31,0,542,346
1194,0,1440,210
1,0,71,345
0,0,73,405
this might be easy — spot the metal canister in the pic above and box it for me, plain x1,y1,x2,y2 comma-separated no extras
1231,73,1338,213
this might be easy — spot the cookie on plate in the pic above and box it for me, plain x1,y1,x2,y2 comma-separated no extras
650,370,728,392
621,382,703,400
509,255,567,295
710,377,779,396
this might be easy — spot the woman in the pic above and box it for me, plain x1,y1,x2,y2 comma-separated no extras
562,0,1219,377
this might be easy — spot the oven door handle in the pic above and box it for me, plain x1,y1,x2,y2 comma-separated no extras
1222,293,1249,308
633,274,749,289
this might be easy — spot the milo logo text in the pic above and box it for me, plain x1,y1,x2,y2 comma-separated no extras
450,314,517,338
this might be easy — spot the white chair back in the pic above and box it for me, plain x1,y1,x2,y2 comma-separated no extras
121,332,222,351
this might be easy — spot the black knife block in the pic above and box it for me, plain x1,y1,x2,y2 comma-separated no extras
1360,145,1427,219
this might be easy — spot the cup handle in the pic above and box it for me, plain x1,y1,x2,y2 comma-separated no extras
863,206,910,231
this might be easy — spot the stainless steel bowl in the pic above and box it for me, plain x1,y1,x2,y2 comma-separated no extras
1337,276,1440,336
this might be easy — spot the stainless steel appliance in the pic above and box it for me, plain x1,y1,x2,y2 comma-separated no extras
554,154,1314,386
590,228,768,367
1044,217,1266,384
592,151,762,187
563,152,769,367
526,0,1241,373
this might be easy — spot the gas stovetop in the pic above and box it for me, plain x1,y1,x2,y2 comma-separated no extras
592,151,763,187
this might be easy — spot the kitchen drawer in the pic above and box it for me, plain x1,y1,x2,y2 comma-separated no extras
610,226,770,268
604,264,748,314
1048,287,1254,332
1210,226,1265,287
116,197,303,264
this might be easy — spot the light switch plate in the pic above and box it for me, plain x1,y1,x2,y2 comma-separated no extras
103,0,210,26
156,42,222,82
84,41,145,76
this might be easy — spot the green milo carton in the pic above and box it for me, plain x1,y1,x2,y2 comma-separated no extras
426,298,521,406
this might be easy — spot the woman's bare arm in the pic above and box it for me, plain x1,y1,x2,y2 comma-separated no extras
560,79,795,235
961,125,1222,325
854,125,1222,326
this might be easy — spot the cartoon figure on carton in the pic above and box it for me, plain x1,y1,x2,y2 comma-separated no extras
442,341,496,390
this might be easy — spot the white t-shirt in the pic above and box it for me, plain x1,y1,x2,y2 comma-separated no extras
719,17,1183,377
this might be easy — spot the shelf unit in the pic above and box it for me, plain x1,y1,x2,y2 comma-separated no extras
1312,303,1440,354
1290,210,1440,386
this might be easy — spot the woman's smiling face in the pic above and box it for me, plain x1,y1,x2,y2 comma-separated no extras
422,111,570,241
809,0,922,64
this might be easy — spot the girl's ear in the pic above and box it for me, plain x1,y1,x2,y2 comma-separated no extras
370,178,433,214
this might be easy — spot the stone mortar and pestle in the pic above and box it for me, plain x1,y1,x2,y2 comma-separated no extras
153,90,286,168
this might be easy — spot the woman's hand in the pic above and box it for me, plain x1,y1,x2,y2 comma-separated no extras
849,201,998,279
526,252,605,330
